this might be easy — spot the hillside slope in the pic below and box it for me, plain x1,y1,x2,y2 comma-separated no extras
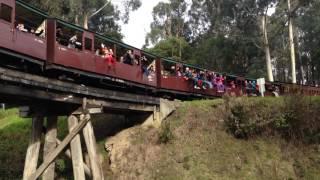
106,97,320,180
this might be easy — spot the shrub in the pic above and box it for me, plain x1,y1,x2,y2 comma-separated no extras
158,121,173,144
225,98,283,138
224,96,320,144
280,95,320,143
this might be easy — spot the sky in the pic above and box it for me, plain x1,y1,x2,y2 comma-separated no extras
119,0,168,48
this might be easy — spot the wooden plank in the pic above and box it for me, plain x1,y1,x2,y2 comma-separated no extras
72,107,103,115
0,67,160,105
68,115,86,180
0,84,156,112
56,139,92,177
28,114,91,180
23,116,43,180
42,116,58,180
83,121,104,180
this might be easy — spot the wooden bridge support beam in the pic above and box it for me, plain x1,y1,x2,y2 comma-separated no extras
42,116,58,180
23,115,43,180
22,100,105,180
56,139,92,177
29,113,91,180
68,115,86,180
83,120,104,180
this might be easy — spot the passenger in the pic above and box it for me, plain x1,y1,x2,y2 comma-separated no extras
68,35,77,48
176,67,182,77
119,56,124,63
134,55,140,66
251,81,256,94
198,71,205,89
207,71,214,89
30,28,44,37
191,70,200,89
246,81,253,95
17,23,28,32
170,66,176,75
223,75,227,86
105,48,116,68
212,73,218,88
123,50,134,65
56,27,64,44
183,67,192,80
35,29,44,37
147,65,156,82
184,67,199,89
216,75,225,93
202,71,213,89
148,65,155,74
230,81,236,89
141,56,149,76
100,43,108,57
95,48,100,56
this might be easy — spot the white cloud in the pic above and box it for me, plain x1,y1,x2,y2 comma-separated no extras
119,0,168,48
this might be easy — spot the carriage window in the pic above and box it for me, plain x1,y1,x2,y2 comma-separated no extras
85,38,92,51
0,4,12,23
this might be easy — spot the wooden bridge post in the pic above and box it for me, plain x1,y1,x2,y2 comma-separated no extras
21,98,106,180
82,97,104,180
42,116,58,180
23,115,43,180
83,119,104,180
68,115,86,180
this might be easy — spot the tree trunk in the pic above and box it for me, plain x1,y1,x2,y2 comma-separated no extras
83,12,89,29
288,0,297,84
75,14,79,25
297,46,305,84
261,15,274,82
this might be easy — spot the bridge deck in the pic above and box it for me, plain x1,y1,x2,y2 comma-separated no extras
0,67,159,114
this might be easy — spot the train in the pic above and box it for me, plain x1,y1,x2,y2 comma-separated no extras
0,0,319,99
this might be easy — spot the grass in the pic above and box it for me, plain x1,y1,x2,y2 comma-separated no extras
0,109,30,179
111,97,320,180
0,110,73,179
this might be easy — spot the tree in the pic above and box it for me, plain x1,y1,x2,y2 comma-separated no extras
22,0,141,40
288,0,297,83
146,37,191,62
188,0,266,76
145,0,188,46
295,0,320,84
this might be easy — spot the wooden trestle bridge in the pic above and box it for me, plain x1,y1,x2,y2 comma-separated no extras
0,67,174,180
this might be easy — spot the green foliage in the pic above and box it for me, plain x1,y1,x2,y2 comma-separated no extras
145,0,188,46
225,96,320,143
0,109,30,179
158,121,173,144
146,36,191,61
22,0,142,40
0,112,73,179
225,98,283,138
145,0,320,83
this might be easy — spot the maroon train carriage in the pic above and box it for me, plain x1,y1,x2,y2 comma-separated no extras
0,0,319,99
0,0,47,61
46,19,157,89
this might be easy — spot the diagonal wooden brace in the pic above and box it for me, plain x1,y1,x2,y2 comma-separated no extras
28,114,91,180
56,139,92,177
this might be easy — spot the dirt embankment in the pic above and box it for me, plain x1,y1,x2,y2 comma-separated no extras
104,97,320,180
